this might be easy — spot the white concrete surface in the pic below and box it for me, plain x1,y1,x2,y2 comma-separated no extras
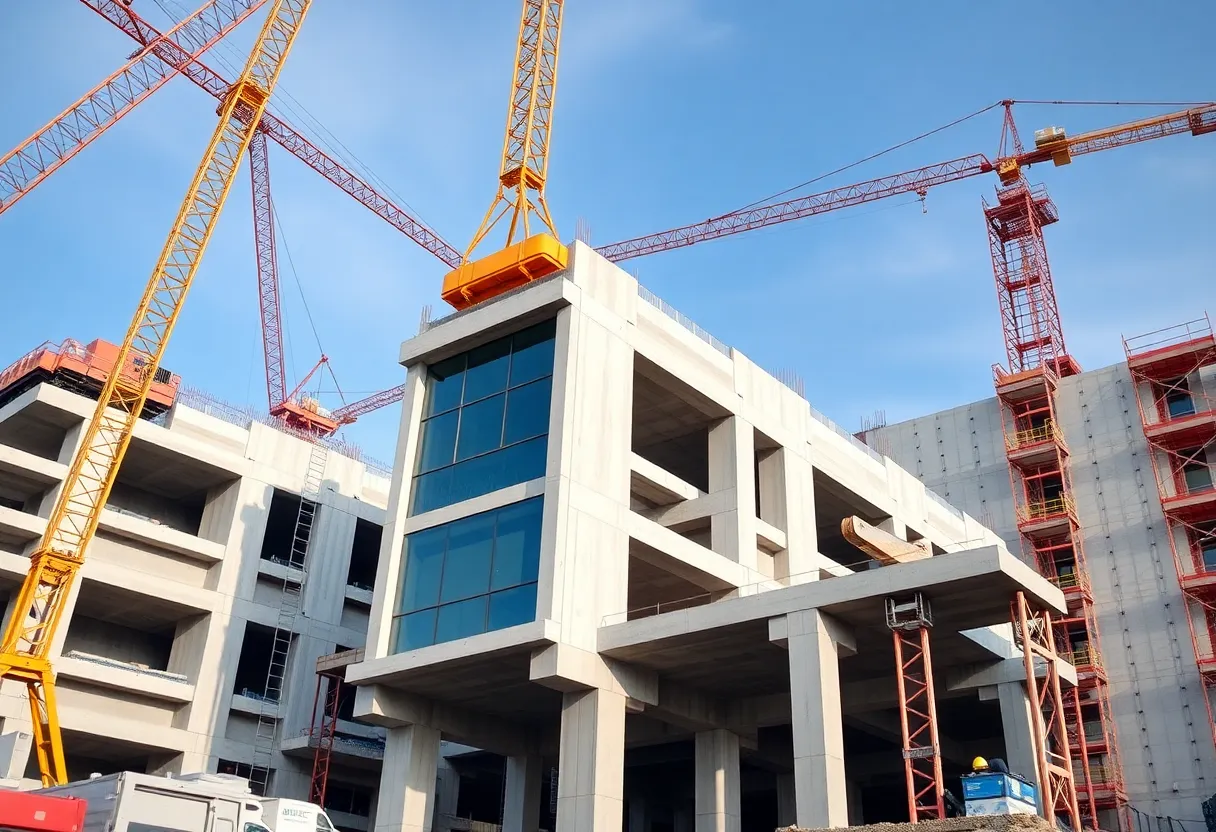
349,244,1052,832
0,380,391,819
871,357,1216,820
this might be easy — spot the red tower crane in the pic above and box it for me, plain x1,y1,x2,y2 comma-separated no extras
1,0,463,432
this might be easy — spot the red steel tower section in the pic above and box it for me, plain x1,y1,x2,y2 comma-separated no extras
986,159,1127,827
1123,316,1216,752
887,594,945,822
307,648,363,807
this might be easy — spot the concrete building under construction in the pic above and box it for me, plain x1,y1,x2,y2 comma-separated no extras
0,362,393,829
344,243,1089,832
863,315,1216,827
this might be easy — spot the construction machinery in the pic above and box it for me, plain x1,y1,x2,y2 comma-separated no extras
442,0,567,310
35,771,337,832
0,790,86,832
0,0,312,787
0,339,180,417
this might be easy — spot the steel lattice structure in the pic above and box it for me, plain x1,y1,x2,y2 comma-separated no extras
887,595,945,822
0,0,267,213
0,0,312,786
1124,317,1216,758
1015,591,1082,832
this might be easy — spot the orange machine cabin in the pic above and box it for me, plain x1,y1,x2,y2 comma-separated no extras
0,338,181,418
441,233,569,311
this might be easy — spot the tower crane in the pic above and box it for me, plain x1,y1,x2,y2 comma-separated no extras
594,101,1216,261
441,0,567,310
324,101,1216,426
0,0,312,787
0,0,457,433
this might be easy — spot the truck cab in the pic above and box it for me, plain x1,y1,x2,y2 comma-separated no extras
249,798,338,832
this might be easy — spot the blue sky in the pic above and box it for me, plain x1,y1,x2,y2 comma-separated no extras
1,1,1213,462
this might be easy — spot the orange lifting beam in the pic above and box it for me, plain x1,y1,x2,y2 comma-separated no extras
443,0,567,311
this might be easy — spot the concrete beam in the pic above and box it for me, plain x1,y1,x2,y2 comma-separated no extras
352,684,536,757
631,453,701,506
530,643,658,706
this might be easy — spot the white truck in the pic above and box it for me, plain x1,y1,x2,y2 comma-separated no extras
33,770,340,832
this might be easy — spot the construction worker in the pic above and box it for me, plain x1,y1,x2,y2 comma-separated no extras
971,756,1010,775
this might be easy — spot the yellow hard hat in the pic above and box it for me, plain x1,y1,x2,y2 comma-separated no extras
972,756,989,771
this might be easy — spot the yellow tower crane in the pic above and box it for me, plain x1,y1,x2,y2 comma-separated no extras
441,0,567,310
0,0,312,786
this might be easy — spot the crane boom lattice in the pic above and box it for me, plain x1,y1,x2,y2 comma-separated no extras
0,0,268,214
0,0,312,787
441,0,569,310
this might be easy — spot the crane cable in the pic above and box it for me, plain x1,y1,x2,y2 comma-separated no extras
732,97,1214,217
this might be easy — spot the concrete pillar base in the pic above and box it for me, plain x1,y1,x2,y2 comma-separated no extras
374,724,441,832
504,754,543,832
556,688,626,832
694,729,740,832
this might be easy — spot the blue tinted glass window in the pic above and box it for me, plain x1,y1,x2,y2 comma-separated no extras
509,321,557,386
439,513,495,603
488,584,538,631
503,378,552,446
425,357,464,417
416,411,458,473
411,467,453,516
391,498,543,654
456,394,506,461
435,597,489,643
491,498,543,590
398,527,446,612
463,340,511,403
410,320,556,516
392,609,437,652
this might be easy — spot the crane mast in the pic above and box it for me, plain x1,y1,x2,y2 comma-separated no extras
0,0,312,786
441,0,567,310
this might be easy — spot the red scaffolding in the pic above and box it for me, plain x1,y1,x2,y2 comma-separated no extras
986,155,1127,828
887,594,944,822
1123,315,1216,754
1015,591,1082,832
307,648,365,806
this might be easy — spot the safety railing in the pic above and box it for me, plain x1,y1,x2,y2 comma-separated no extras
1069,645,1104,671
1123,314,1214,359
1016,494,1077,523
600,536,1002,626
1005,421,1060,451
638,284,732,357
808,405,887,464
176,386,393,477
0,338,88,393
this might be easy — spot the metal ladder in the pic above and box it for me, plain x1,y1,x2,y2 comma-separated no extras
249,441,328,795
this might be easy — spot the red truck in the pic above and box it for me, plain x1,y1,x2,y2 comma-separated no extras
0,790,86,832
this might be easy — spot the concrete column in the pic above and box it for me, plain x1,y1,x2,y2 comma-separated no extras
775,773,796,828
434,761,461,830
997,681,1040,802
627,798,648,832
762,449,817,584
786,610,848,828
0,728,31,780
556,688,626,832
374,723,441,832
846,779,864,826
694,730,740,832
708,417,757,571
504,755,543,832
